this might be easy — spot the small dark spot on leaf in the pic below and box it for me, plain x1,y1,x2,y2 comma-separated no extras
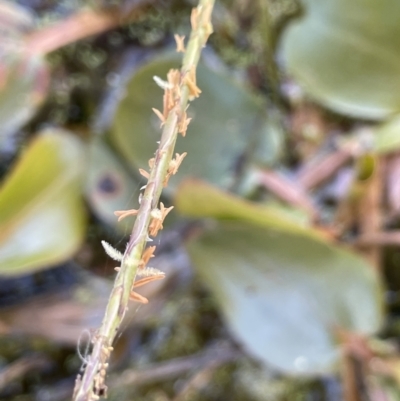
97,174,121,195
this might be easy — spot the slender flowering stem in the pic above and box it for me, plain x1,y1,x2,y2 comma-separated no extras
72,1,215,400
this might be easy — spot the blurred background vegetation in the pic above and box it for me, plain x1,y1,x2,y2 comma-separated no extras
1,0,400,400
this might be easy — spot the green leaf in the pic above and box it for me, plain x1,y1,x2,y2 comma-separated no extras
281,0,400,119
0,56,49,144
188,221,383,375
85,137,140,232
0,129,86,276
175,179,322,239
0,55,49,147
177,181,383,374
374,114,400,154
0,2,49,146
111,54,274,191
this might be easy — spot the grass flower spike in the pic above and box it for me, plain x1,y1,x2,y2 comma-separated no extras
73,1,215,399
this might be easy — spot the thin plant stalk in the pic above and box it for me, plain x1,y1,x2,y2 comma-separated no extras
72,1,215,400
25,3,151,56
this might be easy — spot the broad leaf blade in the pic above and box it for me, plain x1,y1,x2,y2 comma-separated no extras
281,0,400,119
175,179,322,239
177,181,383,374
112,54,273,191
0,55,49,145
0,2,49,146
0,129,86,275
189,221,383,375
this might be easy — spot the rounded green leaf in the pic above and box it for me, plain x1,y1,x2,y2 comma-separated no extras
188,221,383,375
177,181,383,374
111,54,271,190
281,0,400,119
0,129,86,276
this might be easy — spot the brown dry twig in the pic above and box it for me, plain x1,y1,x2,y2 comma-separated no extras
356,156,384,270
0,355,50,391
255,167,319,221
297,148,353,190
111,343,238,389
25,2,151,56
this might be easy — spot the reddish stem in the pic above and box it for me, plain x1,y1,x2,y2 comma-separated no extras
24,5,148,56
